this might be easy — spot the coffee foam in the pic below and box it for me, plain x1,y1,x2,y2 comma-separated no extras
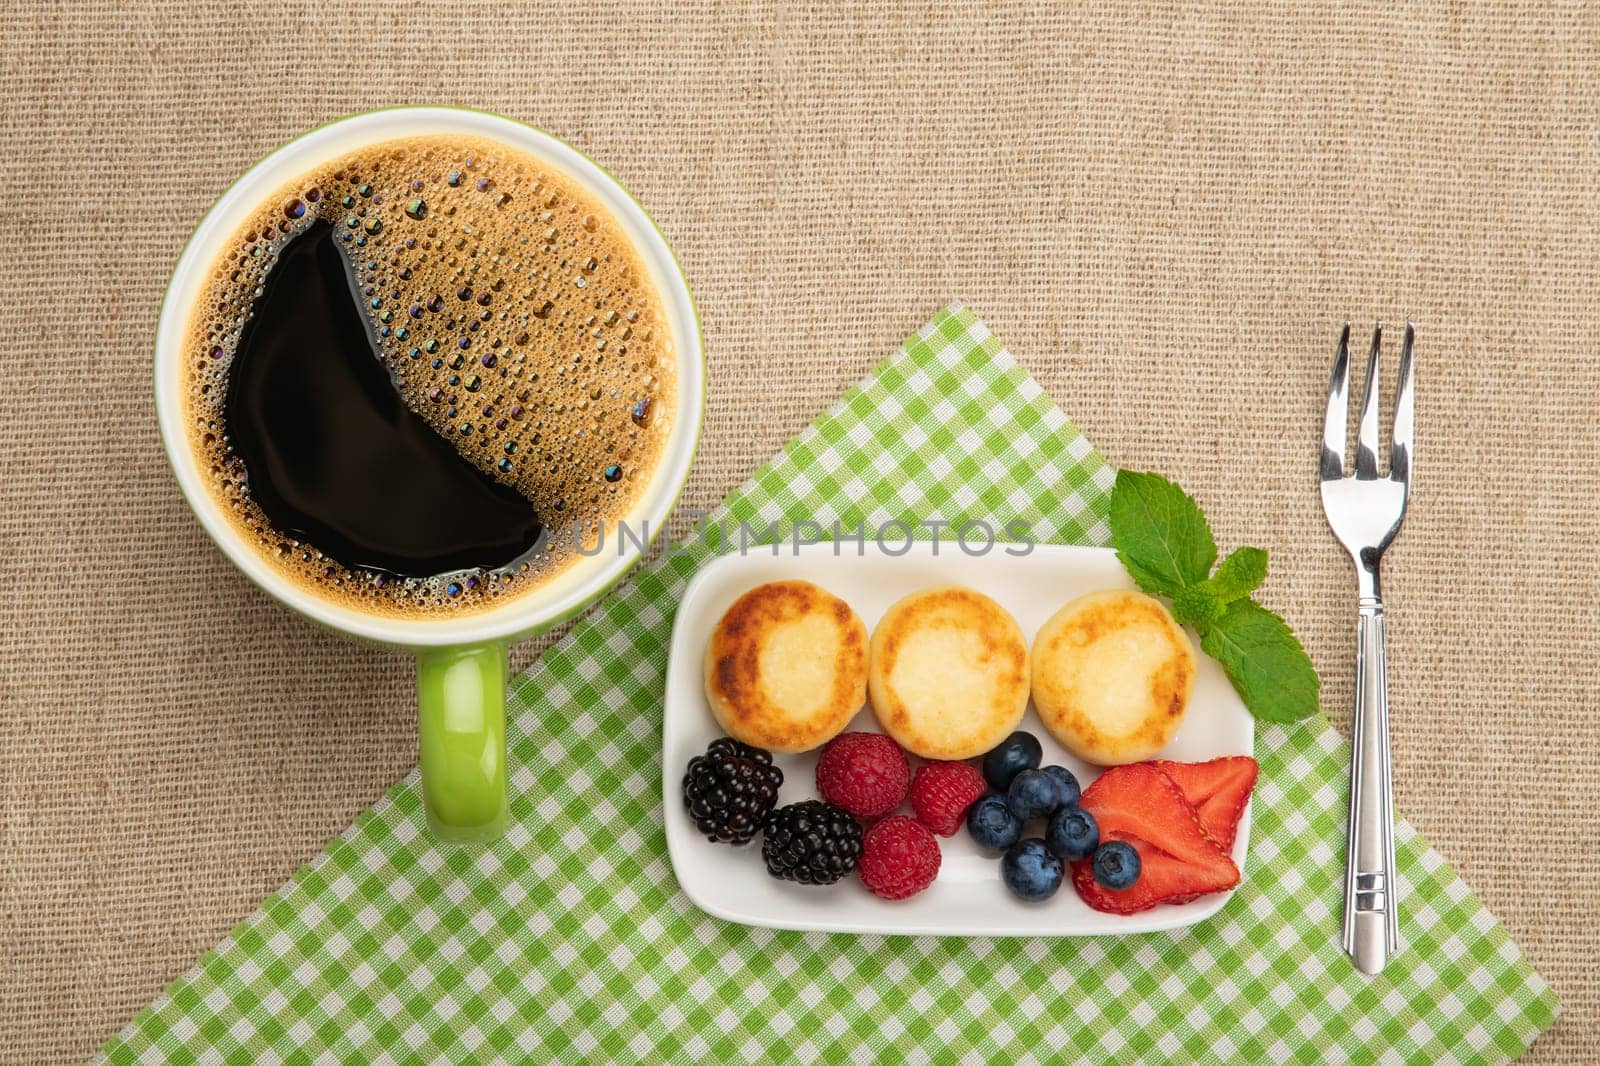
184,133,676,616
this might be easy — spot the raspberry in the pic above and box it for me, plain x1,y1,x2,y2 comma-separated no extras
910,761,987,835
857,816,941,900
815,732,909,819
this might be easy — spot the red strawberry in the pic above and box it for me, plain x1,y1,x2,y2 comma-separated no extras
1153,756,1259,851
858,816,941,899
910,761,988,836
816,732,910,819
1071,763,1239,915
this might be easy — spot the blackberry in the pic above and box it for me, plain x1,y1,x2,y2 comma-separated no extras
682,738,783,845
761,800,863,885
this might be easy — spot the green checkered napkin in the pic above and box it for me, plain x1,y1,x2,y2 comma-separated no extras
105,306,1557,1064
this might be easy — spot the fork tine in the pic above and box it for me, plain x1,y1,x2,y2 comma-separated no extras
1355,323,1384,479
1389,323,1415,482
1321,323,1351,480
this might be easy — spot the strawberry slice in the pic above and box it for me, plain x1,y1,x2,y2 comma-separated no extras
1152,756,1259,851
1071,763,1240,915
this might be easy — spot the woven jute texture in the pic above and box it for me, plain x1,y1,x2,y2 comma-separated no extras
1,3,1595,1062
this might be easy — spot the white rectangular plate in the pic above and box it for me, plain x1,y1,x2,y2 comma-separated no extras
663,540,1254,937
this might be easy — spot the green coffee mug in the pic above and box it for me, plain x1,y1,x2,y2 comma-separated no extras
154,107,703,843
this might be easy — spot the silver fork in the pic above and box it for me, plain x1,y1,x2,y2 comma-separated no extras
1320,322,1414,976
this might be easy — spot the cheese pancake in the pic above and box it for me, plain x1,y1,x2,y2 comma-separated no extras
868,586,1029,760
1031,589,1195,766
704,581,868,754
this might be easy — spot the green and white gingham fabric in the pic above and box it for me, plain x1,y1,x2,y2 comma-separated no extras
104,306,1558,1064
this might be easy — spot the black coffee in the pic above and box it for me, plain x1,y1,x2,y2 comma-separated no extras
226,219,545,576
185,134,675,615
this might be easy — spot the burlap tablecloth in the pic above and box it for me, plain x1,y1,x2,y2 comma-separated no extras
2,3,1595,1061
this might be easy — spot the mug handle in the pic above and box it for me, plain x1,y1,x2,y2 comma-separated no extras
417,644,508,843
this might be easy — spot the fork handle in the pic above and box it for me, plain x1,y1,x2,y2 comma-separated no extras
1343,596,1400,974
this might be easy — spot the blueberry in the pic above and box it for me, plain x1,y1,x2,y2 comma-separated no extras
1091,841,1141,891
1001,838,1063,902
1007,769,1061,821
1045,805,1099,861
966,793,1023,853
1043,765,1081,808
982,731,1042,792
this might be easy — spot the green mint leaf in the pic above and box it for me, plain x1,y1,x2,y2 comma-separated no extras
1210,546,1268,602
1170,585,1225,630
1108,470,1217,596
1200,599,1321,723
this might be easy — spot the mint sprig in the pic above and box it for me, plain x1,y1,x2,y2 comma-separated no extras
1109,470,1321,723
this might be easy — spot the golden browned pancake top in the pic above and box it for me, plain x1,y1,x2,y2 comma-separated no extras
1031,589,1195,765
704,580,868,754
868,586,1029,759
